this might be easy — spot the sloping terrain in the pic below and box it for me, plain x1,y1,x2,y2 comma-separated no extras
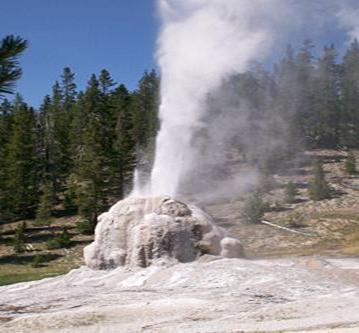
0,216,92,285
0,149,358,332
0,256,358,332
206,150,359,258
1,150,358,284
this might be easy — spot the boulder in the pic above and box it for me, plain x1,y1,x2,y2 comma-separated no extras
84,197,244,269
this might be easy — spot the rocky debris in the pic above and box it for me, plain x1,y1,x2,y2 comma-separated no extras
84,197,243,270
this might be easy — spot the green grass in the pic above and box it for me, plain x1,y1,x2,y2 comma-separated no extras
0,252,81,286
0,215,91,287
0,264,69,286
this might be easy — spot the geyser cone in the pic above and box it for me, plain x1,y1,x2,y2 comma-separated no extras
84,196,243,270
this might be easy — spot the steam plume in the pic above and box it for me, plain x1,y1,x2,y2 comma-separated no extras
133,0,359,200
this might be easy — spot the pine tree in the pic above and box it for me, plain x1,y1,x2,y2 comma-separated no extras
61,68,77,187
111,84,135,197
294,40,316,148
37,95,53,188
285,181,299,204
308,159,331,201
47,227,72,249
35,182,54,225
242,194,267,224
274,44,303,154
132,70,159,147
341,39,359,147
314,45,341,148
4,95,39,220
0,35,27,96
31,254,42,268
13,222,27,253
0,99,13,221
345,151,357,175
50,81,70,194
71,75,110,230
99,69,116,95
61,67,77,113
131,70,159,186
58,228,72,247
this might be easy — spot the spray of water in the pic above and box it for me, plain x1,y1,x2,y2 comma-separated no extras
132,0,359,200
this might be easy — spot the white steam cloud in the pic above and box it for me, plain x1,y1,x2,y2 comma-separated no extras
133,0,359,200
338,1,359,41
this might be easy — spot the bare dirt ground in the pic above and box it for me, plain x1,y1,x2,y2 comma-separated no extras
207,150,359,258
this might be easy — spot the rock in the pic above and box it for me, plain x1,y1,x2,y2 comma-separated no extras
84,197,243,269
220,237,245,258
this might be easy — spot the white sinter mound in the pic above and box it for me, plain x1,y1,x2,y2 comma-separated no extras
84,197,244,269
1,199,359,333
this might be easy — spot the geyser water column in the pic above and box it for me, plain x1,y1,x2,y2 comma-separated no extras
149,0,274,197
133,0,343,198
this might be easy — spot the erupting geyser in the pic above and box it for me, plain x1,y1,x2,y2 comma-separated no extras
134,0,275,197
85,1,353,270
85,1,292,268
84,197,243,269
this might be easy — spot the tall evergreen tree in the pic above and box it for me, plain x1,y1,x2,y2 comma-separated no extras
61,67,77,111
99,69,116,95
111,84,135,197
3,95,39,220
0,35,27,96
314,45,341,148
38,80,73,200
131,70,160,185
0,99,13,221
274,44,301,153
295,40,317,148
308,159,331,201
341,39,359,147
71,75,111,230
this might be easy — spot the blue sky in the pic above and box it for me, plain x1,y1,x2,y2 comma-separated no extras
0,1,352,108
0,0,158,107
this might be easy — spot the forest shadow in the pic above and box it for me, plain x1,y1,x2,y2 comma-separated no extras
70,239,92,246
214,217,237,228
330,188,347,198
26,233,56,243
52,209,77,218
0,253,62,266
322,154,345,164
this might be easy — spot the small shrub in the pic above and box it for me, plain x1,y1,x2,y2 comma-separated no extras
35,182,54,226
272,201,282,211
58,228,72,247
64,178,78,213
12,222,27,253
308,159,331,201
285,212,307,229
31,254,42,268
46,228,72,250
345,151,356,175
46,239,61,250
285,181,299,204
242,194,267,224
31,253,59,267
76,218,94,235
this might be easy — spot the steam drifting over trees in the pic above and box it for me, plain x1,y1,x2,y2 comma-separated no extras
1,37,359,228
